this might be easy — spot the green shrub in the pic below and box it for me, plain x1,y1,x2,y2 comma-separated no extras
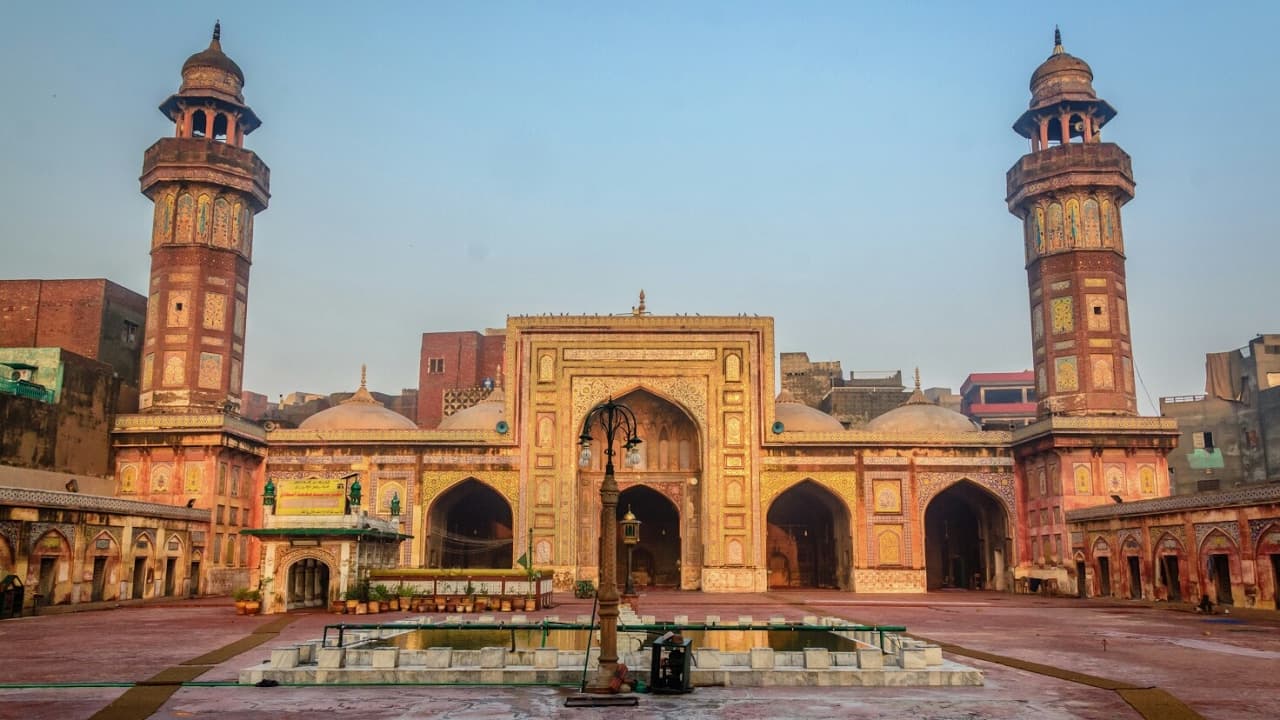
574,580,596,599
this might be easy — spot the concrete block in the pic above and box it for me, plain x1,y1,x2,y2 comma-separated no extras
371,648,399,669
270,647,299,669
769,616,787,625
749,647,775,670
543,615,559,622
921,644,943,666
694,648,722,669
423,647,452,668
674,614,689,625
478,615,496,623
705,614,721,626
295,642,316,664
856,647,883,669
831,651,857,667
576,614,593,625
316,647,345,669
738,616,754,627
898,646,927,669
510,614,528,624
452,649,481,667
534,648,559,669
480,646,506,669
803,648,831,669
802,615,818,626
641,615,656,625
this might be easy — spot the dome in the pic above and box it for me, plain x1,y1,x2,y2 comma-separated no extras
866,369,979,434
773,390,844,433
438,387,506,431
1028,30,1097,108
182,23,245,85
298,367,416,431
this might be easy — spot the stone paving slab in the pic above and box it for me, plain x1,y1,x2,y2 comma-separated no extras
1,591,1277,719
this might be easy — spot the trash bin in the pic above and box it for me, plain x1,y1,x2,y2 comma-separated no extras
649,631,693,694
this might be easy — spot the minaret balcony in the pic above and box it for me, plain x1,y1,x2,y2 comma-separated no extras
1006,142,1133,211
141,137,270,211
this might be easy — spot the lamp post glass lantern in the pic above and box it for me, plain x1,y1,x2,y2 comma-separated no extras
577,396,642,687
621,507,641,597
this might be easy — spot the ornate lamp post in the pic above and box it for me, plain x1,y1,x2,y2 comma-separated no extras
578,397,642,688
346,474,362,515
621,506,641,598
389,491,401,519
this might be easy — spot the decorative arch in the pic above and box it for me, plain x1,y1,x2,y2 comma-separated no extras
1253,521,1280,554
420,471,517,511
1091,536,1111,556
0,534,14,576
1046,202,1064,250
425,477,514,569
29,530,71,605
922,478,1011,590
378,482,405,516
1082,198,1101,246
617,484,681,588
571,378,707,457
1119,532,1142,555
280,547,338,609
766,479,853,590
1199,527,1238,554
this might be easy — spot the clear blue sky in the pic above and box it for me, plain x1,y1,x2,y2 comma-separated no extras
3,2,1278,413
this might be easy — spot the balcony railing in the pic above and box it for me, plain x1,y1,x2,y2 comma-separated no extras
0,377,55,403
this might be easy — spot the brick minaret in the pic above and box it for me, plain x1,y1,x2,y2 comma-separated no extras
1007,29,1135,419
138,22,269,413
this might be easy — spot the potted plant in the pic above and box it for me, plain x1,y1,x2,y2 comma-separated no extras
575,580,596,599
233,587,251,615
396,583,414,612
500,596,513,612
331,591,347,614
351,578,371,615
243,588,262,615
462,581,476,613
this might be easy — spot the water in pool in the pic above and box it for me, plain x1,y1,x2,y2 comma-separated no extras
380,627,859,652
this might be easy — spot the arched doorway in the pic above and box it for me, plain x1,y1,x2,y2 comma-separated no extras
616,486,681,588
427,479,514,569
766,481,851,589
85,532,120,603
29,531,71,605
923,481,1009,590
286,558,331,610
579,387,701,588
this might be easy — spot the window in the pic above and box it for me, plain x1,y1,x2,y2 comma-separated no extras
428,357,446,374
229,507,238,526
211,534,222,564
1193,431,1215,451
216,504,225,525
122,320,139,346
230,467,240,496
1266,345,1280,355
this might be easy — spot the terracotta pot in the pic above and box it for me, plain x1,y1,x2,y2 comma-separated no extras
244,601,261,615
355,602,368,615
235,600,248,615
524,597,536,612
389,598,400,611
500,599,512,612
346,600,359,612
331,600,347,614
368,602,381,614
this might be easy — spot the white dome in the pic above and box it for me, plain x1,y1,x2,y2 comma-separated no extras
438,388,506,431
298,367,416,431
773,390,844,432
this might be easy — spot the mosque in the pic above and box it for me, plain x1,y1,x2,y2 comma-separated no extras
99,25,1241,614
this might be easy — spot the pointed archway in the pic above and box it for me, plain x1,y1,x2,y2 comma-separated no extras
766,480,851,589
616,485,681,588
924,480,1009,590
426,479,514,569
579,387,701,588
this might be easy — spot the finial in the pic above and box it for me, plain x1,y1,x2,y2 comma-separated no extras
213,20,221,43
1053,26,1063,55
633,289,647,316
914,367,922,392
360,364,367,389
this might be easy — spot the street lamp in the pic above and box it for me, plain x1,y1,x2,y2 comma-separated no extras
578,396,642,688
621,506,641,598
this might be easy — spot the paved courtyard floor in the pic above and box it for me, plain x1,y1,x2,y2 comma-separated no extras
0,590,1276,719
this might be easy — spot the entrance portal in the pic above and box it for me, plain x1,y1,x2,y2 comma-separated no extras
1161,555,1181,602
427,479,514,569
1210,554,1232,605
616,486,680,588
923,481,1009,590
287,558,331,610
766,481,851,589
1098,556,1112,596
1127,556,1141,599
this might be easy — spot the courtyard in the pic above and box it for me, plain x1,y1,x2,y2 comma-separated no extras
0,590,1276,719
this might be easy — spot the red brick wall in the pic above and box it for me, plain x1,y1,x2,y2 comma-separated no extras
417,331,507,428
